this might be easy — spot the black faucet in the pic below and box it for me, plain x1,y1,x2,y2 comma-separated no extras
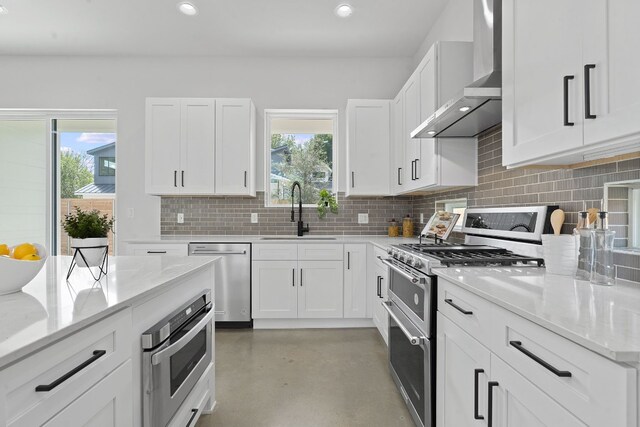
291,181,310,237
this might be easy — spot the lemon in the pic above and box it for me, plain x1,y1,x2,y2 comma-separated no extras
20,253,41,261
12,243,38,260
0,244,9,256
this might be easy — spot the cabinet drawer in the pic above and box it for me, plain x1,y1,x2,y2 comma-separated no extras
167,363,213,427
129,243,187,256
491,306,637,427
438,279,493,345
373,246,389,270
252,244,297,260
297,244,343,261
2,308,132,426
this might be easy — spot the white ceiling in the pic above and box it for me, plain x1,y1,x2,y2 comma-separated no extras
0,0,448,57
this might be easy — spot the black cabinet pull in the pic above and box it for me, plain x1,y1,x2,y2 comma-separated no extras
347,252,351,269
351,171,355,188
300,269,303,286
181,170,185,187
35,350,106,392
414,159,419,180
186,408,199,427
444,298,473,315
147,250,167,254
292,268,295,287
377,276,381,298
563,75,575,126
487,381,499,427
174,170,177,187
584,64,597,119
509,340,572,377
244,171,247,187
411,160,415,180
474,369,485,420
397,167,402,186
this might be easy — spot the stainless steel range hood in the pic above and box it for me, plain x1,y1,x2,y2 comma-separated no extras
412,0,502,139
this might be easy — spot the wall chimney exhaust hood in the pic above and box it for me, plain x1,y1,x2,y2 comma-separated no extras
412,0,502,139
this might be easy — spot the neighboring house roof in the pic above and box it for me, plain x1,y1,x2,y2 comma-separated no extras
270,173,290,182
74,183,116,195
87,142,115,156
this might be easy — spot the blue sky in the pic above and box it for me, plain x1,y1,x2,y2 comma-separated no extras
291,133,313,145
60,132,116,155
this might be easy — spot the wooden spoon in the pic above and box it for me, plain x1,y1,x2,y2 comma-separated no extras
587,208,599,226
550,209,565,236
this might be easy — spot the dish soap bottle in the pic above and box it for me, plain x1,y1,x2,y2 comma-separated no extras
574,211,593,281
590,211,616,286
402,214,414,238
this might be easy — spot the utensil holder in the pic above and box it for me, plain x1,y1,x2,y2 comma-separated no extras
541,235,578,276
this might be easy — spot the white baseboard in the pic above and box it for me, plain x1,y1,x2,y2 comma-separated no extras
253,318,375,329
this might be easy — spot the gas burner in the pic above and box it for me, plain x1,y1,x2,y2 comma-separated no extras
427,250,544,267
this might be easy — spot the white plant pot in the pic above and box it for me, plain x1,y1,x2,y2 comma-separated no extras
71,237,108,268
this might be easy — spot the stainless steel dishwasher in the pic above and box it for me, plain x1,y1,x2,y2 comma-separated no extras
188,243,251,327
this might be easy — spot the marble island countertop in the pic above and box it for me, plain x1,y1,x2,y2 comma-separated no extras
0,255,217,369
434,266,640,362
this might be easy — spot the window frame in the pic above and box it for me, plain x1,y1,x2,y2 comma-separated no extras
99,156,116,176
263,109,339,208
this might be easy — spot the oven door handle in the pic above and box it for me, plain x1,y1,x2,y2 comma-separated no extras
378,257,425,285
151,306,214,366
382,302,424,346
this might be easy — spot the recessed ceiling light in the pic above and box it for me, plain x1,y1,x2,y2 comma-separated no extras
177,2,198,16
335,4,353,18
427,131,436,135
459,106,471,112
0,5,8,15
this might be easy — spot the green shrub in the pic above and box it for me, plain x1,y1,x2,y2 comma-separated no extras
63,207,114,239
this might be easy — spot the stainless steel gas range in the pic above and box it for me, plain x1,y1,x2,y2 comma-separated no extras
381,206,556,427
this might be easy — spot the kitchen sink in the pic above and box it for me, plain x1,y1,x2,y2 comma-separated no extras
259,236,337,241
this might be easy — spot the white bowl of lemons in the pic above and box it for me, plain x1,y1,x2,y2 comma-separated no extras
0,243,48,295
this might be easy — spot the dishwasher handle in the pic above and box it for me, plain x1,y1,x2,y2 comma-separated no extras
190,249,247,255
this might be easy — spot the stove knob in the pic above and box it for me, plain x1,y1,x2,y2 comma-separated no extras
398,253,405,261
387,248,393,255
406,256,414,265
413,259,423,269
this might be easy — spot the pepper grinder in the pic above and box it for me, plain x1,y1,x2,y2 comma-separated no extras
590,211,616,286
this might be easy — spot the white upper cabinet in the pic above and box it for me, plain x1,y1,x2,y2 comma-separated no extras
583,0,640,149
145,97,256,196
402,41,477,193
503,0,640,167
180,99,216,195
391,93,405,192
346,100,391,196
145,98,182,195
215,99,256,196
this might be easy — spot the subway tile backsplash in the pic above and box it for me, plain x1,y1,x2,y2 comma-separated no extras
161,125,640,283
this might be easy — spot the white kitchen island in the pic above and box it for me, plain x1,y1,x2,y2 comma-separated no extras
0,255,218,427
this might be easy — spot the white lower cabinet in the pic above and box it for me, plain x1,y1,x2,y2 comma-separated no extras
343,244,368,318
436,313,490,427
252,260,298,319
371,247,389,345
298,261,344,318
126,242,188,256
437,277,637,427
43,360,132,427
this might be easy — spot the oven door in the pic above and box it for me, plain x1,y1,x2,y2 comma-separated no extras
383,301,433,427
143,304,213,427
380,257,434,337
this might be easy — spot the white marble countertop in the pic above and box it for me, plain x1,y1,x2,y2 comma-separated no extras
0,256,217,369
124,235,420,250
433,266,640,362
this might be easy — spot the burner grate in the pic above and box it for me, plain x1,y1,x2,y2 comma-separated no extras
431,250,545,267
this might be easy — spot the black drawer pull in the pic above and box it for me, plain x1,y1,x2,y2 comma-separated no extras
487,381,499,427
147,250,167,254
474,369,485,420
509,340,572,377
444,298,473,315
186,408,199,427
377,276,382,298
35,350,106,392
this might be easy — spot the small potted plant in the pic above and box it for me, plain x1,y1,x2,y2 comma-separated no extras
317,189,338,219
62,207,114,267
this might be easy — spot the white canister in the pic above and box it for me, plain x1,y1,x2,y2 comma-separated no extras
541,234,578,276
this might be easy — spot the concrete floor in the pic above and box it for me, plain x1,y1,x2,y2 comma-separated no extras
196,328,415,427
